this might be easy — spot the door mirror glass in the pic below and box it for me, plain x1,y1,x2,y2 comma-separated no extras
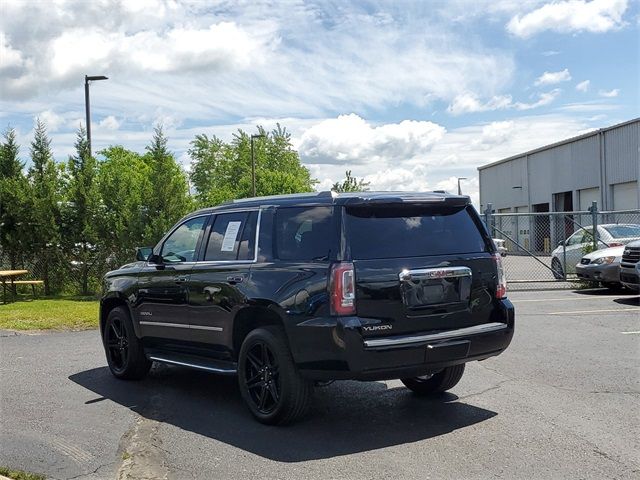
136,247,153,261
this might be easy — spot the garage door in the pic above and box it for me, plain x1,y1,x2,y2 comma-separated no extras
612,181,639,209
578,187,600,210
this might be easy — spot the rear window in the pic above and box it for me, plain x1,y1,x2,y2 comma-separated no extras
346,205,489,260
275,207,338,261
603,225,640,238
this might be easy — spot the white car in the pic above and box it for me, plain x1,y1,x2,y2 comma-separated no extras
551,223,640,278
575,245,625,289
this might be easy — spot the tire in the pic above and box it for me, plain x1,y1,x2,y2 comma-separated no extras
602,282,621,291
103,306,150,380
551,258,564,280
238,326,313,425
401,364,465,395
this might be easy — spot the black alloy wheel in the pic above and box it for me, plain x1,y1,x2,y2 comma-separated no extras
244,341,281,414
105,315,129,374
103,306,150,380
238,326,312,425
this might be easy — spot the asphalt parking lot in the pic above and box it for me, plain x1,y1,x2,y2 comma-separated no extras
1,289,639,480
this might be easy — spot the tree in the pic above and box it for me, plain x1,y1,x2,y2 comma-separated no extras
331,170,370,193
189,124,316,207
0,127,32,273
142,125,191,244
62,126,102,295
96,146,150,266
28,119,62,295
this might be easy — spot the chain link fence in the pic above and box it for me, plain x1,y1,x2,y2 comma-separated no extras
0,246,119,299
485,203,640,290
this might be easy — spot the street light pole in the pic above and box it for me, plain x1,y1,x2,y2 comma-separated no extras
250,134,266,197
84,75,108,157
457,177,467,195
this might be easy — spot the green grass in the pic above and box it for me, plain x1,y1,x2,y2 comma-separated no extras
0,466,46,480
0,298,99,331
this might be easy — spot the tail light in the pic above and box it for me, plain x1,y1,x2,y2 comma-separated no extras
492,253,507,299
329,262,356,315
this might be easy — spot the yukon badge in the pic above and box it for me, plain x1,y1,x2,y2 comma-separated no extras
362,324,392,332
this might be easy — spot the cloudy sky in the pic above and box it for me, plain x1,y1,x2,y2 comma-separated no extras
1,0,638,205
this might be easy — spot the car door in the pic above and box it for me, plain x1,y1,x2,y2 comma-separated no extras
565,230,587,272
136,215,208,342
188,210,259,355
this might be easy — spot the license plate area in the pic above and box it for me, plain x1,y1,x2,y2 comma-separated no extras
399,266,472,309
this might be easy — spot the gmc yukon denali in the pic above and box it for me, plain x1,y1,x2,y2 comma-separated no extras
100,191,515,424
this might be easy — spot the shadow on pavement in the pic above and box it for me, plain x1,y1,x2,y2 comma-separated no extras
69,365,496,462
613,295,640,306
573,288,636,296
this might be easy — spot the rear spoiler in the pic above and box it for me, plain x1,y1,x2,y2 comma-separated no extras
341,194,470,207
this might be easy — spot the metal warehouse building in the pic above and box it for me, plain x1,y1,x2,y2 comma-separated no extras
478,118,640,215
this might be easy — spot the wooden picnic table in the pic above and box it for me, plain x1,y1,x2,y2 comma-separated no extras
1,270,29,303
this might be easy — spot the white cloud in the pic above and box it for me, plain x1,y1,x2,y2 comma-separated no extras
541,50,561,56
299,112,595,207
507,0,629,38
448,89,560,114
534,69,571,86
471,121,515,149
447,94,513,115
599,88,620,97
575,80,591,92
34,110,65,132
298,114,446,165
0,32,24,71
98,115,121,131
514,89,561,110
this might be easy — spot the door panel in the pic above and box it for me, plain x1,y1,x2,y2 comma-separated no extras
187,211,259,353
135,215,208,341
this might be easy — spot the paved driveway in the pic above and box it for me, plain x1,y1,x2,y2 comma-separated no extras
1,290,639,479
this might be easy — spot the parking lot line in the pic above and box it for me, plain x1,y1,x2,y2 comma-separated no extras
548,308,640,315
514,295,628,303
620,331,640,335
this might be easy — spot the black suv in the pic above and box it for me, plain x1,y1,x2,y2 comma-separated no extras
100,191,514,424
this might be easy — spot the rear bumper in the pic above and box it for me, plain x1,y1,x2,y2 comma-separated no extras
575,263,620,283
291,299,515,381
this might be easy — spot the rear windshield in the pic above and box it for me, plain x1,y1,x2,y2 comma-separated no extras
346,205,489,260
602,224,640,238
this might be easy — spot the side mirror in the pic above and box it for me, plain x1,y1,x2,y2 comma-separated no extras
135,247,153,261
558,240,565,247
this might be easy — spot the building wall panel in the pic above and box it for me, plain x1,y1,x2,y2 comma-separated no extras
605,122,639,184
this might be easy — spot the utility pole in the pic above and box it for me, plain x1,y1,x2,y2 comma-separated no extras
84,75,108,156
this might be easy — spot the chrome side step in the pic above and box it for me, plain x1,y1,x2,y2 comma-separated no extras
147,352,237,375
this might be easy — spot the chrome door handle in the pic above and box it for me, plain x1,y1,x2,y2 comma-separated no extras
174,276,188,283
227,275,244,284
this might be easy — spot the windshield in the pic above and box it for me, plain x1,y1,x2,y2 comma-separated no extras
603,224,640,238
346,205,489,260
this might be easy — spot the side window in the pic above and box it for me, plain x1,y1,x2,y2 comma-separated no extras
275,207,336,261
204,211,258,261
160,216,207,263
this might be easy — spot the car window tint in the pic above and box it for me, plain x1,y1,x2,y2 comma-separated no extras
237,211,258,260
205,212,256,261
603,224,640,238
346,205,488,260
275,207,337,261
161,216,207,263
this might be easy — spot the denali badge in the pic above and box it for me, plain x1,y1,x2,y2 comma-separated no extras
362,325,392,332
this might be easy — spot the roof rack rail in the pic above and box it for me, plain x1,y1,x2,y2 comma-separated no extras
221,191,335,205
